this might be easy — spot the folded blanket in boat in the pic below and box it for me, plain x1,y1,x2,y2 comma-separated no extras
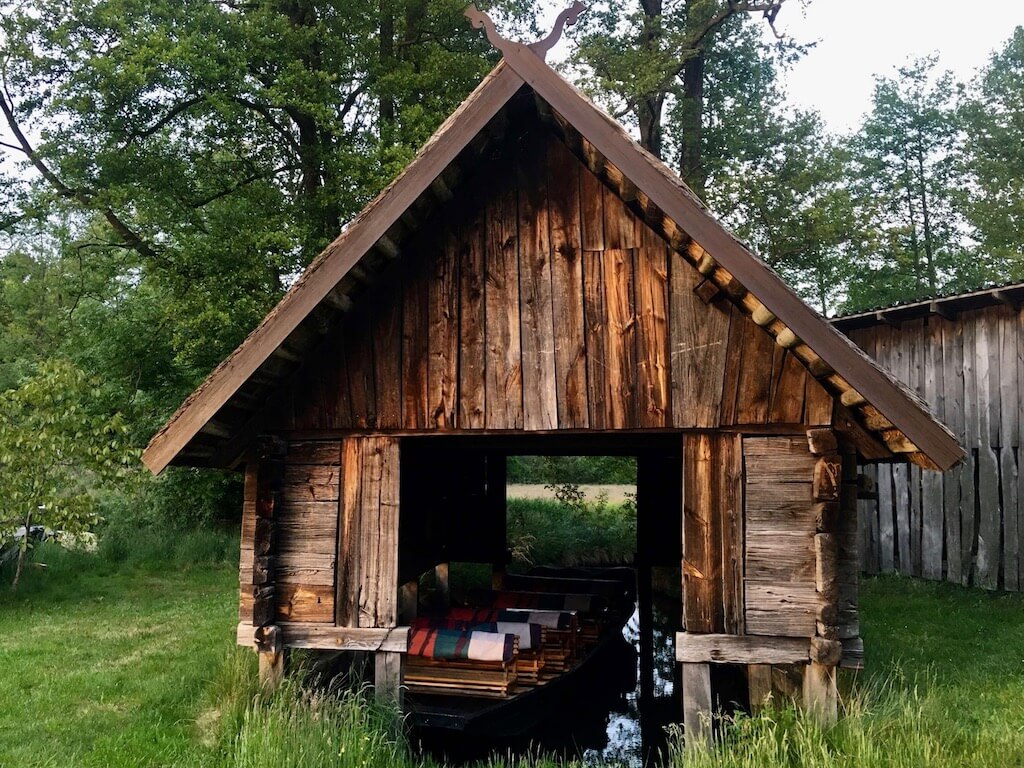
472,589,598,613
446,606,575,630
409,627,516,663
411,617,541,650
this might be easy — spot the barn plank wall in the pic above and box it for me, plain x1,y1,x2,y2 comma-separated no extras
270,131,833,436
846,305,1022,590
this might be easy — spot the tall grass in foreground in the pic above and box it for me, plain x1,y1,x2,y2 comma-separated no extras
671,671,1024,768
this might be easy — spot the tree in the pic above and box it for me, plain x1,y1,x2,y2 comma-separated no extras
961,26,1024,281
570,0,807,195
714,111,861,314
844,57,969,309
0,360,132,589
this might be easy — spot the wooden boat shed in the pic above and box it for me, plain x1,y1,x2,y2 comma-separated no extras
143,9,963,734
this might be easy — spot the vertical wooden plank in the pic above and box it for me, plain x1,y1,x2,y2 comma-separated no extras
377,439,400,626
941,317,964,585
770,348,808,424
547,139,588,429
734,320,775,425
579,163,605,251
998,308,1019,590
719,434,744,634
804,375,835,427
373,279,403,429
889,328,912,572
803,661,838,725
337,439,360,627
347,310,377,429
518,137,558,431
428,231,459,429
975,311,1000,589
682,433,721,632
458,206,487,429
603,184,641,250
862,463,880,574
922,318,945,580
905,319,924,575
375,652,404,707
484,175,523,430
584,249,609,429
682,663,713,745
669,250,731,428
239,461,258,621
878,463,895,572
634,236,669,427
402,252,430,429
1017,307,1024,594
357,438,383,627
604,247,637,428
962,312,980,584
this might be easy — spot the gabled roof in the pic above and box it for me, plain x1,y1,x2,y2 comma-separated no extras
143,40,964,475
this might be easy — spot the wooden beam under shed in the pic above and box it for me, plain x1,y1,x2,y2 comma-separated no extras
675,632,811,665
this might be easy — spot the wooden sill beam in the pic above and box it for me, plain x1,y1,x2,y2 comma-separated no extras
237,622,410,653
675,632,811,665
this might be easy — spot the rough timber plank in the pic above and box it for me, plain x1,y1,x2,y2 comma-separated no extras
546,139,588,429
804,375,834,426
458,204,487,429
517,135,558,431
634,235,669,427
428,230,459,428
998,309,1019,590
962,312,980,584
604,247,637,428
940,315,964,584
743,582,819,637
877,463,895,572
734,315,775,424
905,319,925,574
238,622,409,652
669,249,731,428
583,248,609,429
921,318,945,581
372,278,403,429
683,434,721,633
770,348,808,424
975,311,1000,589
682,663,712,745
402,248,430,429
603,184,641,250
676,633,810,664
579,162,605,251
484,172,523,430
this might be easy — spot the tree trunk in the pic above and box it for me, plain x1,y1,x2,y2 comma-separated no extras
678,52,706,197
637,0,664,158
916,140,937,292
11,509,31,591
379,0,395,129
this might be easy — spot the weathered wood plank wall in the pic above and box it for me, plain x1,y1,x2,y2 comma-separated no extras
271,130,834,435
847,305,1022,590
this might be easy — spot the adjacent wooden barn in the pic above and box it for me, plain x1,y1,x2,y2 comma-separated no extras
144,13,962,735
835,283,1024,591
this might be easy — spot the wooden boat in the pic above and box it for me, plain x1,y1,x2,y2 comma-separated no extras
405,568,638,738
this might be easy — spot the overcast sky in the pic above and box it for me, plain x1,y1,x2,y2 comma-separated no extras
775,2,1024,131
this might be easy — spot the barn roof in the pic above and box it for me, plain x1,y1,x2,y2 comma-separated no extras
143,33,964,475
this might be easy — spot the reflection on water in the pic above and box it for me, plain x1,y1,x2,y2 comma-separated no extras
581,594,679,767
415,586,681,767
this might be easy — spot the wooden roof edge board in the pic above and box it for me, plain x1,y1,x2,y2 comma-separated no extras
496,42,964,472
832,281,1024,331
141,61,525,475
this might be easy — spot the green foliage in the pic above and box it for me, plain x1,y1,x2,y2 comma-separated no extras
842,58,971,311
507,492,636,568
0,359,134,587
962,26,1024,277
506,456,637,484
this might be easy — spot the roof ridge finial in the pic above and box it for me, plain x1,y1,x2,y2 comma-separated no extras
465,2,586,61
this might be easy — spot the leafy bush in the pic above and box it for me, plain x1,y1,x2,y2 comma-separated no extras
506,456,637,485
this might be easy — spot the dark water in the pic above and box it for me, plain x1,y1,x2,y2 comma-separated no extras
414,592,681,767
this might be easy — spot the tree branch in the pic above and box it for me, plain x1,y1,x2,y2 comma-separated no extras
0,81,167,265
122,95,206,148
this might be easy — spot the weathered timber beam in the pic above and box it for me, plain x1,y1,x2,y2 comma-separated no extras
675,632,810,664
237,622,410,653
840,637,865,670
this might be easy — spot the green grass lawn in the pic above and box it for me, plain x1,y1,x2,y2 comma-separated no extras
2,548,1024,767
0,550,239,768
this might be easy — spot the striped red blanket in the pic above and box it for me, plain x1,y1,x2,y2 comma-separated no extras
409,627,516,663
412,617,542,650
446,606,575,630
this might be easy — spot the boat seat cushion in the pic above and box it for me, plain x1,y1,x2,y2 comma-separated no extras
409,627,516,663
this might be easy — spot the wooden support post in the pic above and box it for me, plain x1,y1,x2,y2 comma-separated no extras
491,563,506,590
256,624,285,689
803,661,838,725
682,662,713,745
375,652,404,707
